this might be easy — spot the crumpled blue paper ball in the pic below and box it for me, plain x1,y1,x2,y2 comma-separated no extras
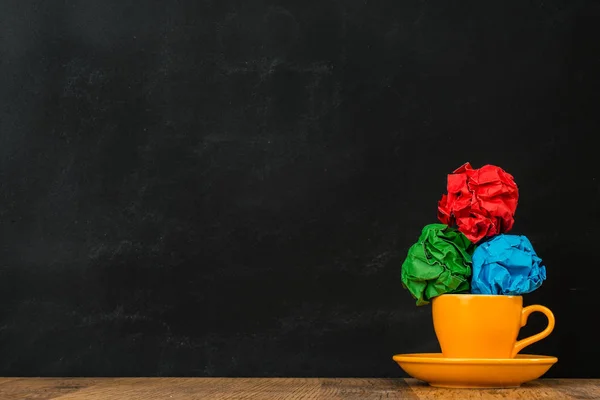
471,234,546,295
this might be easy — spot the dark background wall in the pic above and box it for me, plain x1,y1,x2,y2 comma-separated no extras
1,0,599,378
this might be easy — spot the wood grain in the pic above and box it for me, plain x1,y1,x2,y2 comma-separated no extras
0,378,596,399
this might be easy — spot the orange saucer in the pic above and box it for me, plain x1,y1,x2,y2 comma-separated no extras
393,353,557,388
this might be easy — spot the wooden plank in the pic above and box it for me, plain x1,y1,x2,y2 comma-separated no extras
0,378,100,400
0,378,596,399
537,379,600,400
0,378,21,386
53,378,417,400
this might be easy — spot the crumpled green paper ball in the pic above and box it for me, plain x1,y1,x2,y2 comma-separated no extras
401,223,475,305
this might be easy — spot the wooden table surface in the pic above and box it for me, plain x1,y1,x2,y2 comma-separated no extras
0,378,598,399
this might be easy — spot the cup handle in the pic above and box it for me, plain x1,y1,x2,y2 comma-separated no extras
512,305,555,357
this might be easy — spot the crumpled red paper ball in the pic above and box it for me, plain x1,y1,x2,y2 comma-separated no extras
437,162,519,243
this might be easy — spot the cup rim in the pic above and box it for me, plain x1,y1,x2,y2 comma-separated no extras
435,294,523,299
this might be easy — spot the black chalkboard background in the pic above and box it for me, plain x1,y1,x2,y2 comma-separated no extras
1,0,599,378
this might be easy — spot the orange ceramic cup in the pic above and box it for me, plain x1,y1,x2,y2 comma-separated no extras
432,294,555,359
